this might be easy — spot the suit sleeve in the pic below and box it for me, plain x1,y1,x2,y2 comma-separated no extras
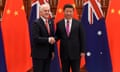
55,22,60,41
50,20,55,52
79,22,85,53
31,20,49,44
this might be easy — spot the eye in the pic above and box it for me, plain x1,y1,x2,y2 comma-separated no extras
44,10,50,12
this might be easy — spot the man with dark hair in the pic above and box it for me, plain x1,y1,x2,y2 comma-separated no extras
55,4,85,72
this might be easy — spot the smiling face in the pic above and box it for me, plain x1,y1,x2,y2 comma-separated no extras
39,4,50,19
64,8,74,20
63,4,74,20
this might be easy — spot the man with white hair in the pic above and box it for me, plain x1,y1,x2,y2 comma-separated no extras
31,3,55,72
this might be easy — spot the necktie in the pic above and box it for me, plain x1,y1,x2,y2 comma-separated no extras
66,20,70,37
45,19,50,34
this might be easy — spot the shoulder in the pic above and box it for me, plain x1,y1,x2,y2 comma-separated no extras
56,19,64,26
72,19,82,26
33,18,41,23
72,18,81,23
34,18,44,25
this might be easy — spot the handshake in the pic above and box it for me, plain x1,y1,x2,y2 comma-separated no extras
48,37,56,44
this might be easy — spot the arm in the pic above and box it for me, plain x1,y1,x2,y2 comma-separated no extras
79,22,86,53
49,20,55,52
55,22,60,41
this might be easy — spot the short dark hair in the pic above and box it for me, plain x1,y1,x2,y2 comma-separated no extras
63,4,74,11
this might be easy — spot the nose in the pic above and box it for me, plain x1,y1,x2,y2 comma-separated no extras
67,12,71,14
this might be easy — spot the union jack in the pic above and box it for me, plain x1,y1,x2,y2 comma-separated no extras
84,0,103,24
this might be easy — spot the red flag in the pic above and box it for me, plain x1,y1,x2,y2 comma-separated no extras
106,0,120,72
54,0,85,70
1,0,32,72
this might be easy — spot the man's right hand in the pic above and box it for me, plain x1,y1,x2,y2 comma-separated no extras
48,37,55,44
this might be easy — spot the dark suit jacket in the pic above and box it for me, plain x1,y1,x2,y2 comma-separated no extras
31,18,55,59
55,19,85,60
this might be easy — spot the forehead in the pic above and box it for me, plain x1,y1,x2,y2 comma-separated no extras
43,6,50,10
64,8,74,11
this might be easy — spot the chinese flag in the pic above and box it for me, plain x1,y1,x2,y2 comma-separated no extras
1,0,32,72
106,0,120,72
54,0,85,70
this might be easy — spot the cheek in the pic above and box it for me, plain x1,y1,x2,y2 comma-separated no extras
44,13,49,17
67,13,72,16
67,12,73,15
65,12,70,15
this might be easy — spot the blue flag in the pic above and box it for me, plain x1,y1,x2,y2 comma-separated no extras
81,0,112,72
29,1,40,36
0,22,7,72
29,1,60,72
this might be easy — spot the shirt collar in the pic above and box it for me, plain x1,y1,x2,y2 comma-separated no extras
64,18,72,24
40,16,48,23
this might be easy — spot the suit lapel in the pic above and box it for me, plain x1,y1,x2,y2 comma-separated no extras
69,19,74,38
61,20,68,38
48,20,52,35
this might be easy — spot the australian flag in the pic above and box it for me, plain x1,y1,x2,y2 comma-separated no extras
81,0,112,72
0,22,7,72
29,0,60,72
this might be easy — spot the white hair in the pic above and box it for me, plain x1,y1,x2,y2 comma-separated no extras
39,3,50,12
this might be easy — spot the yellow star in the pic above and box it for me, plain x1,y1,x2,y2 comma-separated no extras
21,5,24,10
118,10,120,15
72,4,76,8
111,9,115,14
6,9,11,15
58,8,62,13
14,11,18,16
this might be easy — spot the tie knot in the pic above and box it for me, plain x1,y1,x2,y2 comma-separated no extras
46,19,48,23
67,20,69,24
